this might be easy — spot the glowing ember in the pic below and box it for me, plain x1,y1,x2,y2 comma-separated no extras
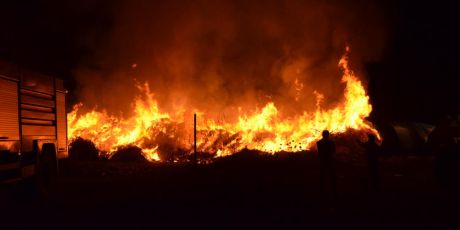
68,47,379,161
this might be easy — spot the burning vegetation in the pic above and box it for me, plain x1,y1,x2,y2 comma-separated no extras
65,0,389,162
68,48,379,162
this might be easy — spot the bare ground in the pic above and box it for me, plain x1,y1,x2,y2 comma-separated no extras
1,153,459,229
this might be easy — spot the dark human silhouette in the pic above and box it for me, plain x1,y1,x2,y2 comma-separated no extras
317,130,337,201
359,134,381,192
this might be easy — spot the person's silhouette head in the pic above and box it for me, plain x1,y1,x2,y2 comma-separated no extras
322,130,330,140
367,134,376,143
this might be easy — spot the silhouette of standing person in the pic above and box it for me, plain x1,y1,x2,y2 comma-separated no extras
317,130,337,202
360,134,380,192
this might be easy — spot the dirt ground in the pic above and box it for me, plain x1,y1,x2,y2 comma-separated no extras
1,154,459,229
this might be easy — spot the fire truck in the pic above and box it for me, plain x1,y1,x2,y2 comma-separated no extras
0,61,67,184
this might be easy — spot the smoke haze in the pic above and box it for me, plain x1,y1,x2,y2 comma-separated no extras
74,0,388,120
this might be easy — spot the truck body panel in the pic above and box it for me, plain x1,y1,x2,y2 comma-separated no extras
0,61,67,183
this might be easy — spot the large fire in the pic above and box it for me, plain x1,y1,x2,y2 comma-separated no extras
68,47,379,162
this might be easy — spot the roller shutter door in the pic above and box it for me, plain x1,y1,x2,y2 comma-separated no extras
0,78,19,140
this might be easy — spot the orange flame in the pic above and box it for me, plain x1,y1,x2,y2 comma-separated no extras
68,47,379,161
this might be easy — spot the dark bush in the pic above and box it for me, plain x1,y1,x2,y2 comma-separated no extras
68,137,99,161
111,145,148,162
215,148,263,164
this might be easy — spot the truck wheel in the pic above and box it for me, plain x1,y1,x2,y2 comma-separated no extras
36,143,58,191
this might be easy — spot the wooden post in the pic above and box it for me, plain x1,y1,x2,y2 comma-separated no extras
194,113,197,164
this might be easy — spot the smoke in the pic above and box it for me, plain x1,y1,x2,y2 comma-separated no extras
74,0,388,120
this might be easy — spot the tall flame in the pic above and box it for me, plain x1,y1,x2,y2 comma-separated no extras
68,47,379,161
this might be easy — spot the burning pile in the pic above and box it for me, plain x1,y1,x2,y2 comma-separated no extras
68,48,379,162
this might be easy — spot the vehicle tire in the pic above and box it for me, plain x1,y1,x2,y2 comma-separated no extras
36,143,58,191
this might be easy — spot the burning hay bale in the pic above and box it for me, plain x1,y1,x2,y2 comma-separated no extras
110,145,148,162
152,131,182,162
68,137,99,161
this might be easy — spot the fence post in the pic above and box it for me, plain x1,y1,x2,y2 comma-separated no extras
194,113,197,164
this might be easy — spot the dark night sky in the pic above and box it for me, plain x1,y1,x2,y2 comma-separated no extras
0,0,459,125
367,1,460,124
